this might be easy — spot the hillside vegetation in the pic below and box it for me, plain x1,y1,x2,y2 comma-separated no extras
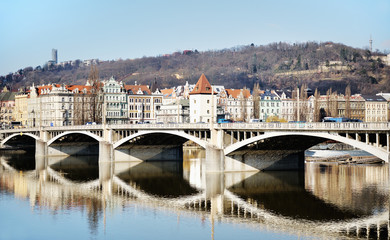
1,42,389,95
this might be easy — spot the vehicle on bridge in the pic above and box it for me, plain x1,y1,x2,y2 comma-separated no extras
250,119,263,123
323,117,363,123
218,119,233,123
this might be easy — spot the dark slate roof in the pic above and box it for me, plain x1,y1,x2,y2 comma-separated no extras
0,92,17,101
260,90,279,100
275,89,293,99
361,95,387,102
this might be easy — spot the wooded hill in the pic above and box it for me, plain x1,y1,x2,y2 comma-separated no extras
2,41,389,95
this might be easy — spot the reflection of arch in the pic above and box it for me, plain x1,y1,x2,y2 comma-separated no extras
47,167,100,189
1,156,388,238
47,131,104,146
0,157,18,172
225,132,389,162
1,133,40,147
224,189,389,235
113,130,207,149
113,175,205,205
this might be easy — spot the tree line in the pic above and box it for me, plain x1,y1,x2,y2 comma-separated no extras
1,41,389,95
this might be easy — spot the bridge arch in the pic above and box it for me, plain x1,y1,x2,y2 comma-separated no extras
225,132,389,162
1,133,40,147
47,131,104,146
113,130,208,149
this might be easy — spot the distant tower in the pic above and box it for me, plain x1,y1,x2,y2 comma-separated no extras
52,49,58,64
369,35,373,52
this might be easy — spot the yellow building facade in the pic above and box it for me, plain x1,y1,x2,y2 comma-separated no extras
13,93,29,126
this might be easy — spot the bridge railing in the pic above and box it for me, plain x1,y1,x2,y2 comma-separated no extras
0,122,389,135
218,122,390,131
109,123,211,130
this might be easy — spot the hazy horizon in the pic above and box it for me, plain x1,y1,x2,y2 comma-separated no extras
1,0,389,75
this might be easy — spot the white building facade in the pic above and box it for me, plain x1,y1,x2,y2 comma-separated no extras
189,74,217,123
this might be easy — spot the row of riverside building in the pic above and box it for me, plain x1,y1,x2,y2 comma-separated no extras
2,74,390,128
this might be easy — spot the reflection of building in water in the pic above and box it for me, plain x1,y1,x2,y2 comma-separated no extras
183,149,205,189
305,163,389,214
0,162,106,235
2,157,390,240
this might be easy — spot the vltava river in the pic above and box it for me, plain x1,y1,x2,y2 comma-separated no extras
0,150,388,239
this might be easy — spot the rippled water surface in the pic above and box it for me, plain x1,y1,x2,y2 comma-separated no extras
0,151,389,240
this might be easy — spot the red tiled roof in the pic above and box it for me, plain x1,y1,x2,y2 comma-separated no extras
189,74,215,95
161,88,174,96
37,85,53,95
125,85,151,95
67,85,93,94
226,89,251,99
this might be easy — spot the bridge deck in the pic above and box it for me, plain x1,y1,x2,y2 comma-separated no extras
1,122,389,133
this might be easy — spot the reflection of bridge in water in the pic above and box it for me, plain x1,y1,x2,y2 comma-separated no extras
1,157,389,239
1,122,389,171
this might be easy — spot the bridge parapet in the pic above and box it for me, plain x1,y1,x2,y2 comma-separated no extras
217,122,390,131
1,122,389,136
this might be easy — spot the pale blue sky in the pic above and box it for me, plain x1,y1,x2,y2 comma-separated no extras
1,0,389,75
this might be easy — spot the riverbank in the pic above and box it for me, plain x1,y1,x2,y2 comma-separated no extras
305,150,384,164
0,148,27,154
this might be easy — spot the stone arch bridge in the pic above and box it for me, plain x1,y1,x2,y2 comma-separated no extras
1,122,389,171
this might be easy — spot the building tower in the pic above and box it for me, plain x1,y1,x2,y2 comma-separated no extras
189,74,217,124
52,49,58,64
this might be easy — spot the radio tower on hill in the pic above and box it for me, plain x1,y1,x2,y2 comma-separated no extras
369,35,373,52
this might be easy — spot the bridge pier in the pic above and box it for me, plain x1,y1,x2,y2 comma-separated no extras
205,145,224,173
204,129,225,173
99,141,113,182
99,141,113,162
35,155,47,172
35,140,47,157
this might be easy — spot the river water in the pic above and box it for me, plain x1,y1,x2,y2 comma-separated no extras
0,150,389,240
